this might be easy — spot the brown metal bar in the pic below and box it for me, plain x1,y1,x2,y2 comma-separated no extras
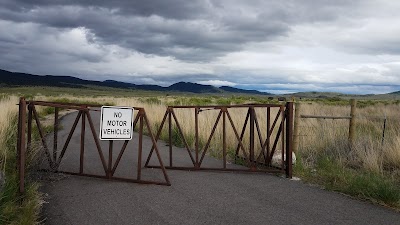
32,105,53,168
143,111,171,185
27,104,33,159
226,110,250,165
285,102,294,178
79,111,86,174
111,140,129,175
17,102,22,174
264,108,282,165
112,176,170,186
281,105,285,171
250,107,255,168
266,108,271,164
267,124,283,164
167,104,283,109
171,109,196,165
254,110,264,148
144,109,168,167
137,110,144,181
269,108,282,135
255,110,267,163
146,166,283,174
53,107,59,163
132,110,140,131
26,100,102,108
18,97,26,194
222,109,226,169
57,111,82,166
234,109,250,162
86,110,108,174
59,171,170,186
169,109,173,167
195,107,199,168
25,101,95,110
199,110,223,166
108,140,113,178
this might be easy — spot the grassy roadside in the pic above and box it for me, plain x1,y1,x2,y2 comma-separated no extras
0,96,110,225
0,115,42,225
294,155,400,210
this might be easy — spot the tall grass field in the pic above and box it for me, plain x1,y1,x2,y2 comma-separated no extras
1,93,399,224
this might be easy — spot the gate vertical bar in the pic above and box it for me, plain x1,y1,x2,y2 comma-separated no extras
293,102,301,153
195,107,199,169
27,104,33,160
266,107,271,164
18,97,26,194
168,108,172,167
137,109,144,181
249,107,255,169
222,108,227,169
108,140,113,178
53,107,59,163
79,110,86,174
281,106,285,171
285,102,294,178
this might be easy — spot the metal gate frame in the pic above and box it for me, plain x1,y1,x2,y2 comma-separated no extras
145,103,294,177
16,97,170,194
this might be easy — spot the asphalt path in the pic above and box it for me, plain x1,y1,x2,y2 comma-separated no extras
39,111,400,225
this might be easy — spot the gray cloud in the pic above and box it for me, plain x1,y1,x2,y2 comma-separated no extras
1,0,400,94
0,0,365,61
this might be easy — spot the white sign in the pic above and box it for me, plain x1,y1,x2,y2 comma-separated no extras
99,106,134,140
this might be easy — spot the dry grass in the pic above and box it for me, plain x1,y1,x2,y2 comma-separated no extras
297,102,400,176
0,96,20,174
0,95,44,225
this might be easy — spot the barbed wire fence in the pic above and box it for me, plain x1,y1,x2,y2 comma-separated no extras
293,100,396,153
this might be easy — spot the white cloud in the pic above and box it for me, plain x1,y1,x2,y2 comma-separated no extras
197,80,236,87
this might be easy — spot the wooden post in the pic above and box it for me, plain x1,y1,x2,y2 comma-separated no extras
349,99,356,143
293,102,301,153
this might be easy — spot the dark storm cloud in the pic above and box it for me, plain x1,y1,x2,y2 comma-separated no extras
0,0,363,61
1,0,399,95
3,0,210,20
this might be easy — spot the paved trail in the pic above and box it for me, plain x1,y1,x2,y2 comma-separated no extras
40,111,400,225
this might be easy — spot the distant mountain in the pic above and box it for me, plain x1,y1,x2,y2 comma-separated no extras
169,82,222,93
0,69,271,95
220,86,267,95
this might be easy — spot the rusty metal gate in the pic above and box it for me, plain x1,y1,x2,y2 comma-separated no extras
16,97,170,194
17,98,293,195
145,103,293,177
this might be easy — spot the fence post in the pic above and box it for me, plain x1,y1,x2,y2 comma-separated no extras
349,99,357,143
17,97,27,194
285,102,294,178
293,102,301,153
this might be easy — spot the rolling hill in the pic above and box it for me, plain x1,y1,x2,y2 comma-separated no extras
0,69,271,95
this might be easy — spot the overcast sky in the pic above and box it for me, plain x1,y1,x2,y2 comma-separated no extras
1,0,400,94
